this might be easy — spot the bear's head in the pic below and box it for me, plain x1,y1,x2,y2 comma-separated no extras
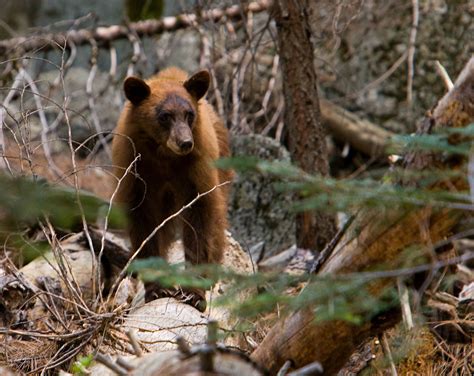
123,70,210,156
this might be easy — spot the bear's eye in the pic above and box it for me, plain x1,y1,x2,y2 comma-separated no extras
186,111,195,125
158,112,172,123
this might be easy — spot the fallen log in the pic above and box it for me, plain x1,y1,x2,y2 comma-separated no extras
251,57,474,375
320,99,396,157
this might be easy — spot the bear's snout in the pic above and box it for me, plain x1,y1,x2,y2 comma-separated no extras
167,123,194,155
178,139,194,153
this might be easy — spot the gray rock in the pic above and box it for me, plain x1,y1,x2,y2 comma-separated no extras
313,0,473,133
154,31,201,73
228,134,296,261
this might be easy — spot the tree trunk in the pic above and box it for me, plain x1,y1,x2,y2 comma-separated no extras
251,57,474,375
273,0,337,251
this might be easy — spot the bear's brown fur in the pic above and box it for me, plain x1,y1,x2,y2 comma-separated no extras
112,67,232,266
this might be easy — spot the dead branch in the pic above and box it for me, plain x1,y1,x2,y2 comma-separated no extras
95,353,128,376
251,57,474,375
0,0,271,57
126,329,143,358
406,0,419,105
435,60,454,91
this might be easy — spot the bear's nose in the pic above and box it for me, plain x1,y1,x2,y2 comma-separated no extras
179,140,194,152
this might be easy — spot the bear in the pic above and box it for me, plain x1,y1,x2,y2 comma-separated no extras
111,67,233,292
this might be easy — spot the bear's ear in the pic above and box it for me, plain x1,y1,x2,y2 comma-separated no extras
124,76,151,105
183,70,210,101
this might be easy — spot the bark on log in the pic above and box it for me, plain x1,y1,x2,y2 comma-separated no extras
320,99,396,157
251,57,474,375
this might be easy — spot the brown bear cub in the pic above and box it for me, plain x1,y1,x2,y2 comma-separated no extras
112,67,232,307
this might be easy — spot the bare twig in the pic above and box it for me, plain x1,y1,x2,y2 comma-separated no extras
126,329,143,357
95,141,140,305
176,336,191,356
0,326,95,340
58,55,100,299
261,97,284,136
381,334,398,376
53,40,77,87
347,51,408,99
126,31,141,77
253,54,279,124
333,251,474,282
109,45,117,79
19,67,63,178
200,32,225,119
86,38,110,157
406,0,419,105
397,278,414,330
470,150,474,204
275,117,285,143
310,214,356,274
434,60,454,91
42,221,88,317
0,69,26,172
95,353,128,376
116,356,135,371
277,360,293,376
231,50,252,131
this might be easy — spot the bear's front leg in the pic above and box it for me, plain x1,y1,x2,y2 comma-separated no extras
182,188,226,265
180,187,227,312
129,205,161,259
129,203,177,302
